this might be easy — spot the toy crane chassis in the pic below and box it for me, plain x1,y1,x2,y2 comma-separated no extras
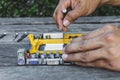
17,33,83,65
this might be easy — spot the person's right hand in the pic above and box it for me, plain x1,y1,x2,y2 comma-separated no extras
62,24,120,71
53,0,108,32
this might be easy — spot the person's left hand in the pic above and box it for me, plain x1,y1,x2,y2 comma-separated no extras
53,0,104,32
62,24,120,71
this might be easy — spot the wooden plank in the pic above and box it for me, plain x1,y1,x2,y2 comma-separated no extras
0,23,120,33
0,23,120,43
1,66,120,80
0,16,120,25
0,17,120,80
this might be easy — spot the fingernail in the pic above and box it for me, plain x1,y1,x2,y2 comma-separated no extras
62,54,68,60
59,26,62,30
63,20,70,27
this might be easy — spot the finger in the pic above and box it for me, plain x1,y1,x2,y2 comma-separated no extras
75,60,111,70
84,24,118,40
54,1,71,31
71,36,85,43
64,36,104,54
63,9,81,27
63,2,88,27
53,12,68,32
53,5,64,30
71,24,118,43
62,48,107,62
53,11,59,29
53,2,64,30
56,9,64,30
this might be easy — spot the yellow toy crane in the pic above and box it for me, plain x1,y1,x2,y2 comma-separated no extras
17,33,83,65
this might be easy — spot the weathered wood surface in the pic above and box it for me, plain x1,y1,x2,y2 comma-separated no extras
0,16,120,80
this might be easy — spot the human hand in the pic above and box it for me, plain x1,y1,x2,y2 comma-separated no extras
62,24,120,71
53,0,108,32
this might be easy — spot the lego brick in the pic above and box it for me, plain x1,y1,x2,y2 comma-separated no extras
46,58,60,65
43,33,63,39
44,44,63,51
29,59,39,65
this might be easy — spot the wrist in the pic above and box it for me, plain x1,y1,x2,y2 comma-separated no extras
99,0,110,6
102,0,120,6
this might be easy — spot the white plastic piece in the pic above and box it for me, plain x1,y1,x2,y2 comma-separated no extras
16,33,18,35
43,33,63,39
46,58,60,65
31,54,36,58
26,59,30,64
62,9,67,13
39,59,42,64
44,44,63,50
41,59,47,64
24,32,28,34
3,33,7,35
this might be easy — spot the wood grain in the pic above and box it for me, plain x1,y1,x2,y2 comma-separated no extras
0,17,120,80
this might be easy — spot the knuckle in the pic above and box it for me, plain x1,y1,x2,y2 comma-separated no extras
78,45,84,51
93,61,101,67
71,38,79,43
71,36,84,43
66,12,78,22
78,40,87,51
64,47,68,53
66,13,74,22
67,54,80,61
107,48,119,58
109,62,120,71
107,48,115,56
80,52,90,62
94,60,108,68
103,32,115,42
64,44,70,53
78,41,84,50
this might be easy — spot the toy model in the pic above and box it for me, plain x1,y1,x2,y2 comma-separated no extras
17,33,83,65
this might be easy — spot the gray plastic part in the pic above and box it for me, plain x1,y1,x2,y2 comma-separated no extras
17,49,25,65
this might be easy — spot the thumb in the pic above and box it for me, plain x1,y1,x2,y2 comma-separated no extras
63,9,80,27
